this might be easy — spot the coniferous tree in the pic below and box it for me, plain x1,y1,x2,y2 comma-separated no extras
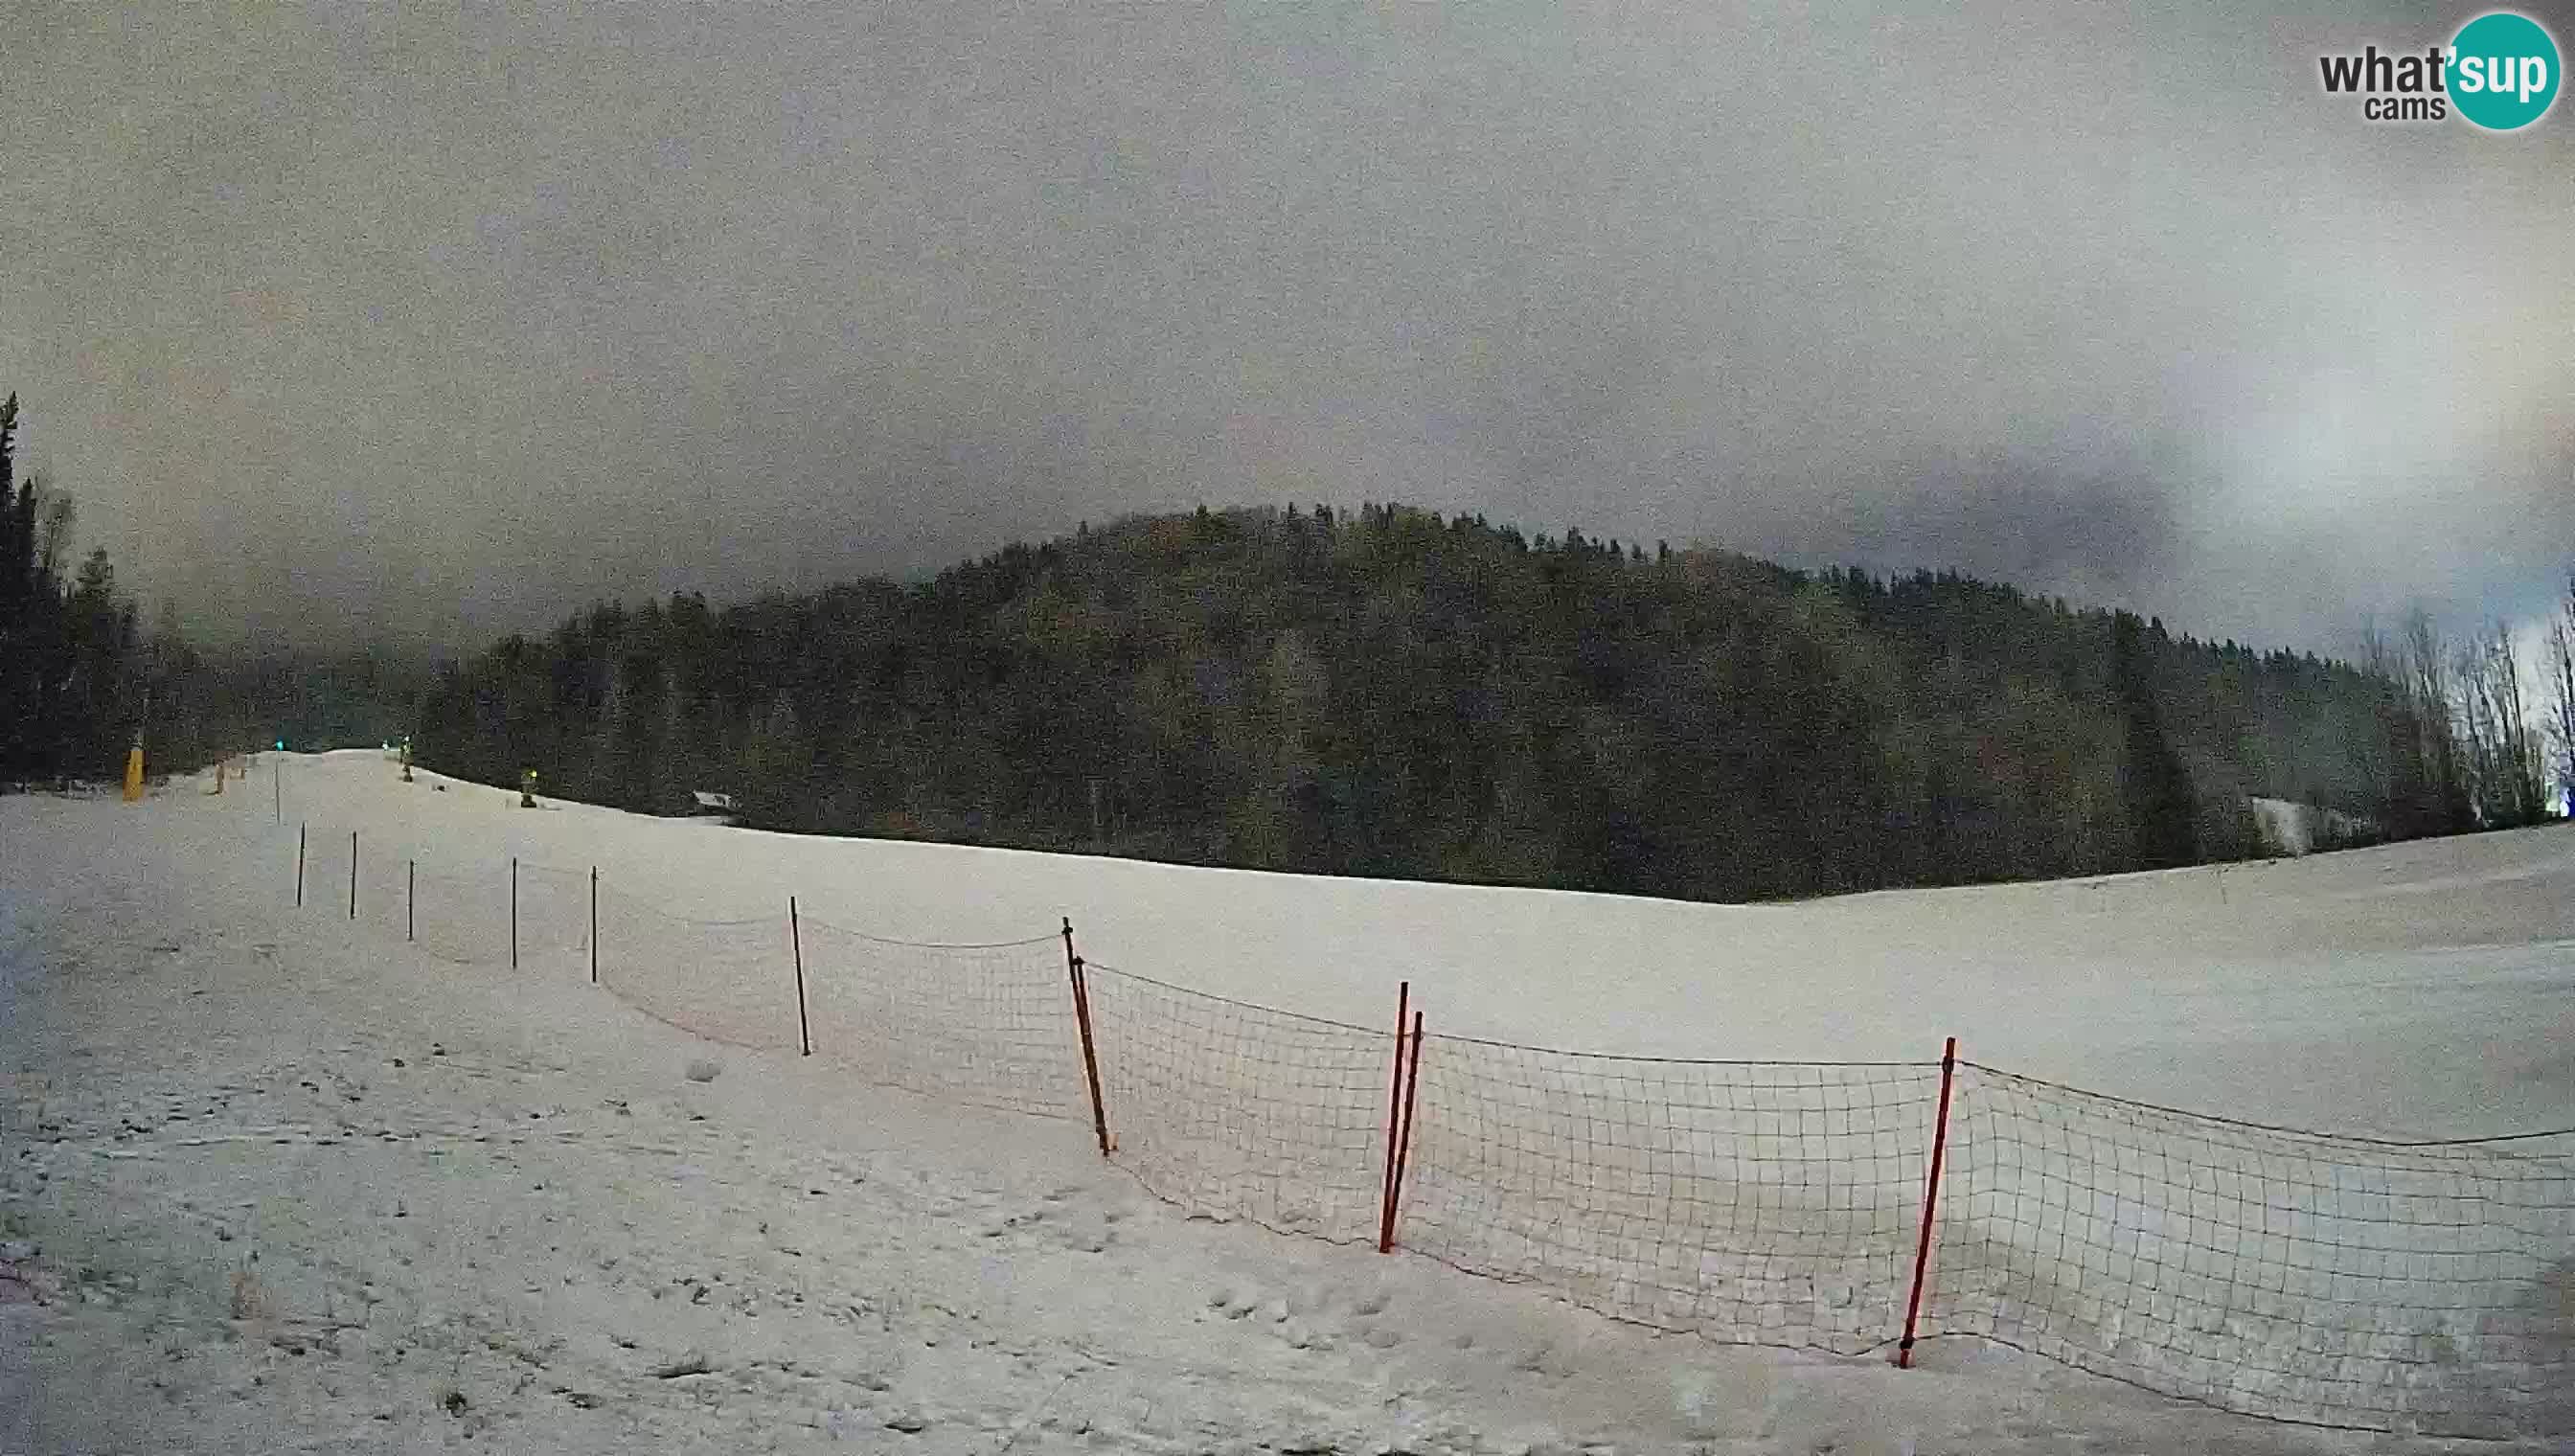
2112,612,2198,869
0,395,153,784
62,550,137,774
0,393,32,777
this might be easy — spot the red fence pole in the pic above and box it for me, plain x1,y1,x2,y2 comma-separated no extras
1062,918,1111,1157
1386,1009,1425,1253
588,867,598,984
1378,981,1410,1253
294,823,306,907
1898,1035,1959,1369
510,856,518,970
789,896,811,1057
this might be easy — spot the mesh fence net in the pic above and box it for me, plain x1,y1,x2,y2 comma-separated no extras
514,862,593,969
591,884,801,1052
402,862,513,966
292,827,592,974
351,841,412,941
259,819,2575,1437
1081,963,1395,1245
796,919,1084,1120
1926,1063,2575,1437
1399,1038,1941,1355
294,823,355,921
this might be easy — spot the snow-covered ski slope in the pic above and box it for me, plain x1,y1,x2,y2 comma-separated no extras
268,754,2575,1429
8,750,2572,1447
265,749,2573,1135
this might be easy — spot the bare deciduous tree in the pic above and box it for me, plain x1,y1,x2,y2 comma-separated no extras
2399,607,2472,830
2454,619,2546,828
2548,575,2575,813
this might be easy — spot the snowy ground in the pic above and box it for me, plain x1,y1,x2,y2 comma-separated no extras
3,752,2570,1452
244,754,2575,1133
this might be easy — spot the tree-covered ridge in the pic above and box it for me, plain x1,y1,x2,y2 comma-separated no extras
420,504,2460,901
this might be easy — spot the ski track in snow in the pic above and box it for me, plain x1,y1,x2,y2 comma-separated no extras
2,752,2569,1452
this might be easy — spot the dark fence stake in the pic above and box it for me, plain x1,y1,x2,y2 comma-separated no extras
1385,1009,1425,1253
1062,918,1111,1157
789,896,810,1056
406,859,415,942
1378,981,1410,1253
1899,1035,1959,1369
348,830,358,920
295,823,306,906
588,867,598,984
510,856,518,970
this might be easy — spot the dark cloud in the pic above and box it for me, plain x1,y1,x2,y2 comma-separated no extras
1833,465,2189,615
1,2,2567,657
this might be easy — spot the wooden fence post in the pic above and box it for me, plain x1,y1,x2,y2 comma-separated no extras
1061,918,1111,1157
1378,982,1410,1253
789,897,810,1056
1898,1036,1959,1369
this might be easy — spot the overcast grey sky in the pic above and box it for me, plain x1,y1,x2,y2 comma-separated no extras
2,2,2568,656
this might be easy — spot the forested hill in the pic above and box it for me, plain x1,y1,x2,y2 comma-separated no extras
419,504,2437,901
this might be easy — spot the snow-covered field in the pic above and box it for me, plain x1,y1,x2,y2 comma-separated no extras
4,750,2571,1452
241,754,2575,1133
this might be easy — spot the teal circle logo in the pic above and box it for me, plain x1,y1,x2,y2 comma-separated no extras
2450,12,2560,130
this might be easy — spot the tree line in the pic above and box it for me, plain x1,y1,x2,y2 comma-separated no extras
0,391,165,785
0,392,426,786
416,503,2571,902
10,366,2565,894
